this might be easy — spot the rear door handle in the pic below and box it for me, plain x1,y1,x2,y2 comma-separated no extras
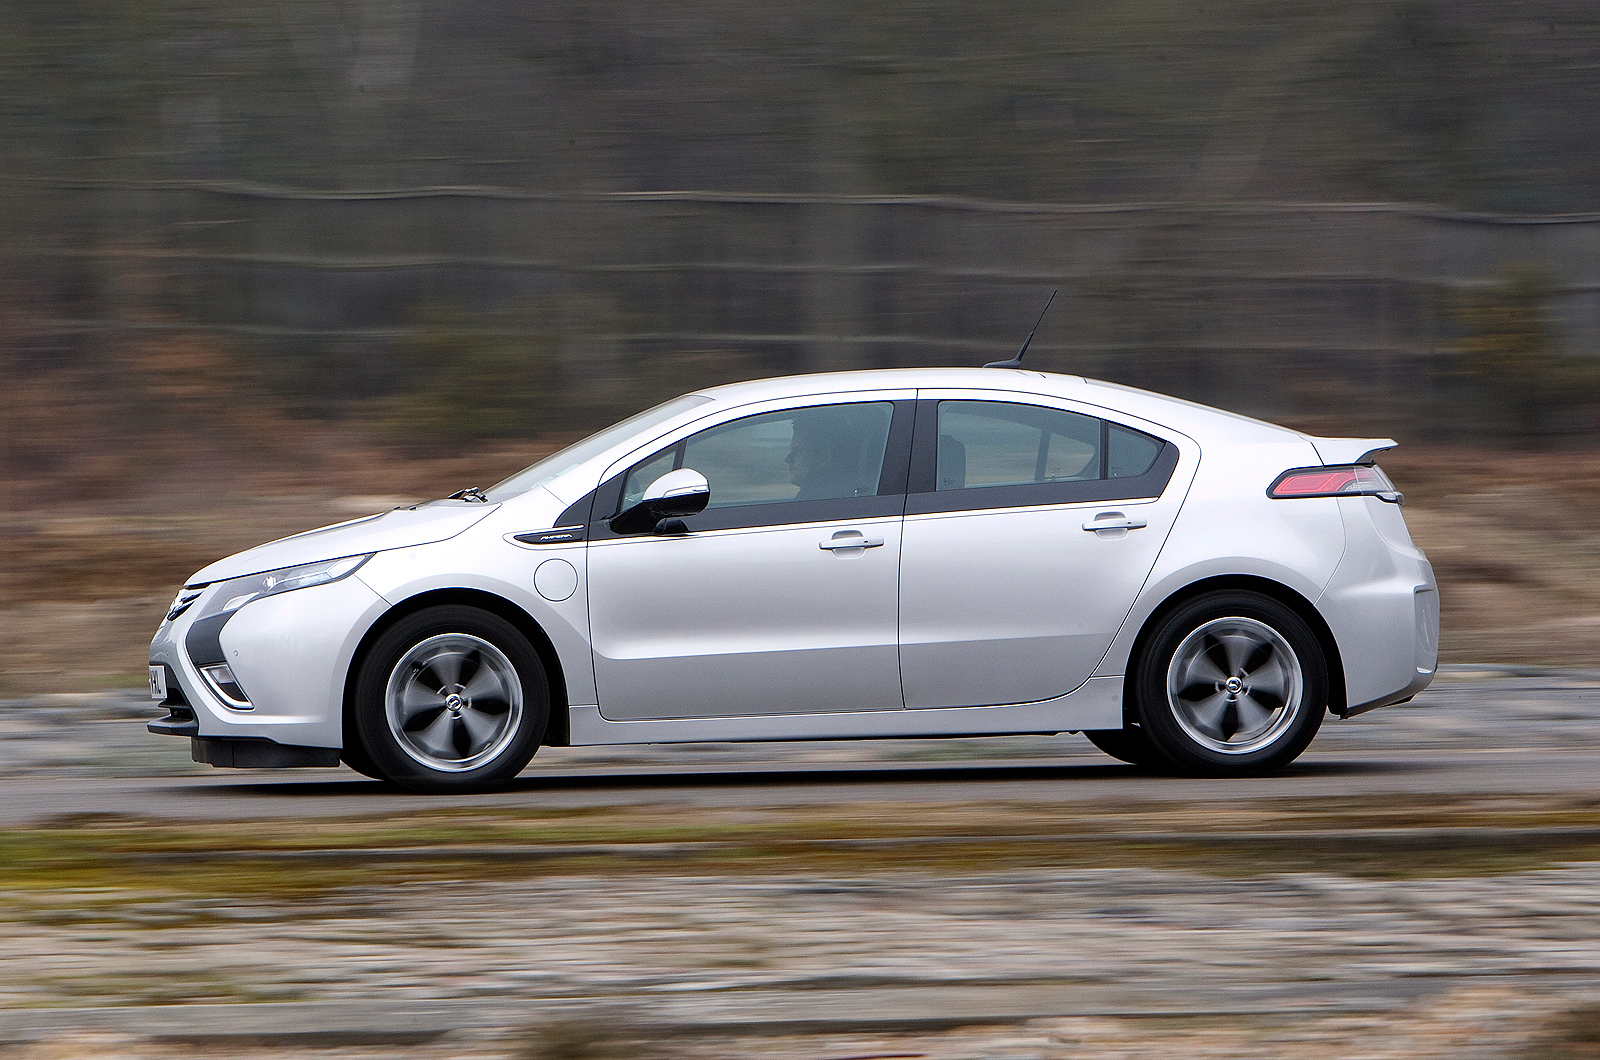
820,532,884,550
1082,516,1147,532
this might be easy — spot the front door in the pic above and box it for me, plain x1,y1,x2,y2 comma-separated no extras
587,398,913,720
897,396,1186,709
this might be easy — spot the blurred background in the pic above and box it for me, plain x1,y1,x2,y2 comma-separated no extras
4,0,1600,692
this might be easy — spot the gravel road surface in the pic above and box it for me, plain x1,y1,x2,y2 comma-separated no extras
0,667,1597,1059
0,667,1596,821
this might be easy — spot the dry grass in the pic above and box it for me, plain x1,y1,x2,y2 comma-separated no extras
0,431,577,695
1382,446,1600,665
1,795,1598,898
1525,1005,1600,1060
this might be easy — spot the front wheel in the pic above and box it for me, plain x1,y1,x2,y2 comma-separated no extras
351,606,548,794
1083,727,1162,767
1131,591,1326,776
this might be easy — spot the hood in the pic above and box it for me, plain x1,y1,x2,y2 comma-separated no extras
1304,436,1398,466
188,501,498,585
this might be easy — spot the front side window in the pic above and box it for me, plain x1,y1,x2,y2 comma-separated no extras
621,402,895,513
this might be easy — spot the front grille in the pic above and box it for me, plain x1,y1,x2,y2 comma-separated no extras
167,587,205,622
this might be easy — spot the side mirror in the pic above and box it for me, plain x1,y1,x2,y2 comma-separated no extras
610,468,710,535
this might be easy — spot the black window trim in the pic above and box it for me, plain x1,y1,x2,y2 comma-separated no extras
906,397,1179,516
584,398,916,539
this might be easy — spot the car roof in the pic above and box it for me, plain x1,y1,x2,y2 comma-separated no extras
691,368,1304,443
692,367,1073,404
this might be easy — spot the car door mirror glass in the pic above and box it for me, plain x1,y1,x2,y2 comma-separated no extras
611,468,711,534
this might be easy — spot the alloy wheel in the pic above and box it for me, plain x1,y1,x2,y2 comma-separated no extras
1165,616,1303,755
383,633,524,772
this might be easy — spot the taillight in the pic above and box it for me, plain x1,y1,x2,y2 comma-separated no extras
1268,464,1402,503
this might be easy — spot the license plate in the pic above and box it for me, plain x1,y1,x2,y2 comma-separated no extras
148,665,167,701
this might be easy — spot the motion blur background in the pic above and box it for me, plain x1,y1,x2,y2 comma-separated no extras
5,0,1600,691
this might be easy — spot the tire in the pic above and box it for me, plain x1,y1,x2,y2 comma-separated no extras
350,606,549,794
338,741,384,780
1083,727,1163,767
1131,591,1326,776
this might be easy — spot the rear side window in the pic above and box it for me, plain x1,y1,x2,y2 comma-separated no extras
892,398,1178,515
936,401,1101,491
934,401,1166,490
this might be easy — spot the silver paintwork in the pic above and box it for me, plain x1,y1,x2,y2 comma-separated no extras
566,675,1127,744
147,367,1437,759
189,500,500,585
640,467,709,505
588,514,905,719
900,498,1173,708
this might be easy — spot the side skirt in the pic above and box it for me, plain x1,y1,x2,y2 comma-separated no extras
567,676,1123,745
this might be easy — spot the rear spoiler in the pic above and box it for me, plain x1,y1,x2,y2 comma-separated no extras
1303,437,1397,466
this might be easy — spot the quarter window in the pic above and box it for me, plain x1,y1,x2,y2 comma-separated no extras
1108,423,1164,479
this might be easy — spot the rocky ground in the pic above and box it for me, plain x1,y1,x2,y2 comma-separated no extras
0,670,1598,1058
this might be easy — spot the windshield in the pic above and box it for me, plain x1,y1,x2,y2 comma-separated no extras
485,395,713,502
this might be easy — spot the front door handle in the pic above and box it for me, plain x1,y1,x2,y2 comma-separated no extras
820,532,884,551
1082,515,1148,532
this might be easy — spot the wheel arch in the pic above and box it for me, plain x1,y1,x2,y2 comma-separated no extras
1122,575,1348,721
342,588,571,750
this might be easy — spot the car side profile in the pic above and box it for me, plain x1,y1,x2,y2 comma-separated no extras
147,368,1438,792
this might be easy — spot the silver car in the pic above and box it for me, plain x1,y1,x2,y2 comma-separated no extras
147,368,1438,792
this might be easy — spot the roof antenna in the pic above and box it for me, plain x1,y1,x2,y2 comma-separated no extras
984,289,1058,369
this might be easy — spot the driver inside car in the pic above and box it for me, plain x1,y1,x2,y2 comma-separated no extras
785,411,866,501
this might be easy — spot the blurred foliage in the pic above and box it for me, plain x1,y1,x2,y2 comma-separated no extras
5,0,1600,478
380,315,769,445
5,0,1600,207
376,299,561,444
1451,266,1600,440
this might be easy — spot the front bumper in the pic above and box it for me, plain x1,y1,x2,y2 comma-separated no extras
148,572,390,753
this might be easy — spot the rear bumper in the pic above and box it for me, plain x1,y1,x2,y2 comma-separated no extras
1319,497,1439,717
1339,652,1433,718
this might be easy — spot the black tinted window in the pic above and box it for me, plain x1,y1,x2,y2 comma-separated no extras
933,401,1168,491
1108,423,1164,478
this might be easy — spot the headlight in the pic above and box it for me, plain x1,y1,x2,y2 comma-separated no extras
195,554,372,620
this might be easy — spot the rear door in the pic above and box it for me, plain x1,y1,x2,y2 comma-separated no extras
897,393,1186,709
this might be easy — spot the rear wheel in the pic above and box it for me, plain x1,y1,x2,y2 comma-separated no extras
351,606,548,794
1132,591,1325,776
